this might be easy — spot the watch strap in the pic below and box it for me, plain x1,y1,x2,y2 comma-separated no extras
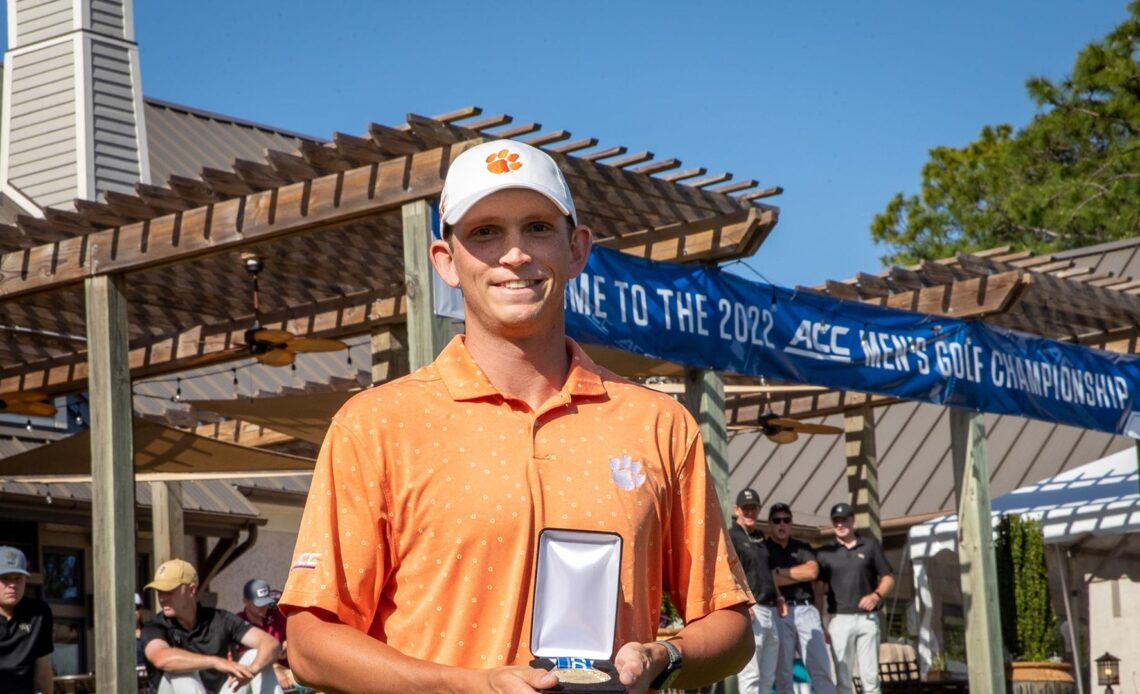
649,640,683,690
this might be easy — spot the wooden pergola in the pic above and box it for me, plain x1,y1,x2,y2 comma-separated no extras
0,107,780,691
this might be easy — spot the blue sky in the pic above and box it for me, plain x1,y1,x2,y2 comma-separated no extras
4,1,1130,287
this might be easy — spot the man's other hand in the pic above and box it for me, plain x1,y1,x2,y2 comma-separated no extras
480,665,559,693
214,656,255,689
613,641,662,694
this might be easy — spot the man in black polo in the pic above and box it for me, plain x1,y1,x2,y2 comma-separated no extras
816,503,894,694
141,559,282,694
765,503,836,694
0,546,53,694
728,489,783,693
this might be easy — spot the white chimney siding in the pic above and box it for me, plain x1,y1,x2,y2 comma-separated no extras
1,0,149,216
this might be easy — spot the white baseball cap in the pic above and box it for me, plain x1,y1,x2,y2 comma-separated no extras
0,546,30,576
439,139,577,230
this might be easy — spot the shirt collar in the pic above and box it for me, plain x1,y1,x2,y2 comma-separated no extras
432,335,608,403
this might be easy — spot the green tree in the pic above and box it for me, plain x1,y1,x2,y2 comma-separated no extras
872,2,1140,266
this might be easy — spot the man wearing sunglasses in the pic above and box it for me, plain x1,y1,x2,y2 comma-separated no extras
764,503,837,694
816,503,894,694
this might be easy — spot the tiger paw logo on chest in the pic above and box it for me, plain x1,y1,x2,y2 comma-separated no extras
610,454,646,490
486,149,522,174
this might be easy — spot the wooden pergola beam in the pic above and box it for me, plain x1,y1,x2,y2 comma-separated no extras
0,145,469,302
0,292,405,394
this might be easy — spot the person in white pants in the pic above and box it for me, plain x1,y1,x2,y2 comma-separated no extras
765,502,837,694
156,648,281,694
140,559,283,694
728,489,783,693
816,503,895,694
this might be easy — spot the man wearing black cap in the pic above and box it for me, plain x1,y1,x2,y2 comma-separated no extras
728,489,782,693
235,579,295,692
764,503,837,694
816,503,894,694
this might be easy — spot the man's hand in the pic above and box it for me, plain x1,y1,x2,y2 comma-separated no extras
274,664,292,691
479,665,559,693
857,592,882,612
213,656,255,690
613,641,663,694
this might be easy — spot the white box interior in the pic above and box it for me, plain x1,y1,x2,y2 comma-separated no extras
531,529,622,660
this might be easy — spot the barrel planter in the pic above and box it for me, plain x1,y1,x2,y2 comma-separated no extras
1007,662,1075,694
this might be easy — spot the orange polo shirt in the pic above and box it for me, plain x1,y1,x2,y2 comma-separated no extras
280,336,751,668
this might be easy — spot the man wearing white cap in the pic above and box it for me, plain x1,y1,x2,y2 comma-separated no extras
281,139,753,693
140,559,282,694
0,546,53,694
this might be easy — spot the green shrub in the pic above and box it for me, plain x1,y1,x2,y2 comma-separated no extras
995,514,1056,661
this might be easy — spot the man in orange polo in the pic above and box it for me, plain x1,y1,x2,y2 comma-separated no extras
280,139,753,694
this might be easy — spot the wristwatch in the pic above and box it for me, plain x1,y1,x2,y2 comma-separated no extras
650,640,683,691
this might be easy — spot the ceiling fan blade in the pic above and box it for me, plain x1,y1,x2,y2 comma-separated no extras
766,429,798,444
251,329,296,343
766,417,802,429
288,337,348,353
188,347,248,367
792,422,844,436
257,348,296,368
0,390,50,404
11,402,58,417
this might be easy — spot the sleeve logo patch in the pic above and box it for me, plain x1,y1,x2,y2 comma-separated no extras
293,552,321,569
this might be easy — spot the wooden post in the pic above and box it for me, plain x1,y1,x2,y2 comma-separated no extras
949,409,1005,694
684,368,731,523
844,406,882,542
86,274,138,693
683,367,736,694
402,200,450,370
150,481,184,568
371,324,411,385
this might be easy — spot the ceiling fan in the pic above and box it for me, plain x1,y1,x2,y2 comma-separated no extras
192,255,348,368
728,378,844,443
0,390,57,417
752,412,843,444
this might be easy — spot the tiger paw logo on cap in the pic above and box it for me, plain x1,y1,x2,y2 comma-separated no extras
486,149,522,174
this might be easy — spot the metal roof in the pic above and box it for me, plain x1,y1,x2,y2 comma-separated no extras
144,98,321,186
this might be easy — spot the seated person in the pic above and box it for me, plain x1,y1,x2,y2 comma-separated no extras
234,579,309,693
141,559,282,694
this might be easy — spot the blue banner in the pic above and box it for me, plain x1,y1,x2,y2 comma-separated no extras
565,246,1140,438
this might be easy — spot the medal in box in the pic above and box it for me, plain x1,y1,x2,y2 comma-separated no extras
529,529,626,692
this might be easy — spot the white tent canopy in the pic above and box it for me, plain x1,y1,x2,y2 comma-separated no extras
907,446,1140,677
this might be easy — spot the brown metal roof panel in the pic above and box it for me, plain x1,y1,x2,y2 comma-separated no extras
144,100,316,187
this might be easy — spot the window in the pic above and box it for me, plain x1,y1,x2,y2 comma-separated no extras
51,619,86,675
42,547,84,604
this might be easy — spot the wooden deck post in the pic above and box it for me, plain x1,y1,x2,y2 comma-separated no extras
150,481,184,570
949,409,1005,693
371,324,411,385
86,274,138,693
402,200,450,370
844,406,882,542
684,368,731,523
683,367,736,694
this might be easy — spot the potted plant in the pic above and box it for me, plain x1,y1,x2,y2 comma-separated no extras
926,651,952,682
995,514,1074,693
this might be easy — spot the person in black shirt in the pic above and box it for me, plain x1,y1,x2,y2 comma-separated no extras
727,489,783,694
816,503,894,694
764,503,836,694
140,559,282,694
0,546,53,694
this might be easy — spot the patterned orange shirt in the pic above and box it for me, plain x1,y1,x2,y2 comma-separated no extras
280,336,751,668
